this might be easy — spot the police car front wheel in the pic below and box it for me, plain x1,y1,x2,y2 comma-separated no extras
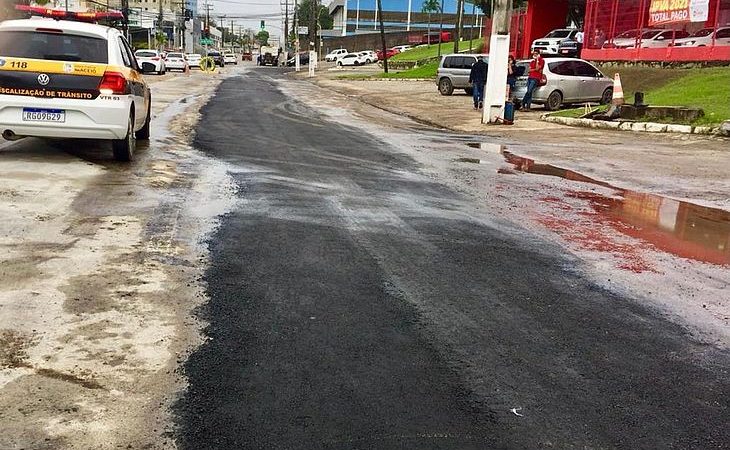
112,112,135,162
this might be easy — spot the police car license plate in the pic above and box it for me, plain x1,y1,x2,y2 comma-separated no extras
22,108,66,123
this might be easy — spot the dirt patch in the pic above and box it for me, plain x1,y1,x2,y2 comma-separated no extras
0,329,36,369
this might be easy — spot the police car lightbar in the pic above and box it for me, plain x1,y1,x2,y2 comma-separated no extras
14,5,124,22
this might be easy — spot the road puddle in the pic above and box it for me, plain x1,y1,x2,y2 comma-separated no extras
470,142,730,269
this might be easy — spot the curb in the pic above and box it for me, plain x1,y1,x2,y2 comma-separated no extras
343,77,435,82
541,115,727,136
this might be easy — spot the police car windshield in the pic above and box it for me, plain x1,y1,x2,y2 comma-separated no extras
0,31,107,63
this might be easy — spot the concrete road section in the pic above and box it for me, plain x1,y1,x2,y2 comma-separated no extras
174,69,729,449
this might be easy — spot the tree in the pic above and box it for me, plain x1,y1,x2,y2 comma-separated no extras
421,0,440,45
255,30,269,46
154,31,167,50
295,0,333,31
474,0,525,17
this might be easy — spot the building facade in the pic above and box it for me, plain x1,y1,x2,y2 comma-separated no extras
503,0,730,61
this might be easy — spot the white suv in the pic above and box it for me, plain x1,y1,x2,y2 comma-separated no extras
0,18,153,161
325,48,348,62
531,29,579,55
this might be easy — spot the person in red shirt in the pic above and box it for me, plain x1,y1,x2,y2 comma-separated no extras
521,50,545,111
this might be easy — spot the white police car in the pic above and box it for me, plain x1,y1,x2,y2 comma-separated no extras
0,14,152,161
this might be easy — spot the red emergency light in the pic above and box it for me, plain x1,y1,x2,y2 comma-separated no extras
14,5,124,22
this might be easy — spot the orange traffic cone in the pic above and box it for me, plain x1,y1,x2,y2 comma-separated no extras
612,73,624,106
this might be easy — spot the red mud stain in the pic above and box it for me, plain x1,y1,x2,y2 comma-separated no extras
536,212,657,273
489,147,730,268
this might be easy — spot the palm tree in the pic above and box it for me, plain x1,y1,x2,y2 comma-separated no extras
421,0,440,45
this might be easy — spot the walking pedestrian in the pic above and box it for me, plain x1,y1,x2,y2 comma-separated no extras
468,55,488,110
521,50,544,111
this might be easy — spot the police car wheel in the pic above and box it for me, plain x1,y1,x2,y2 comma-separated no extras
135,100,151,141
113,113,136,162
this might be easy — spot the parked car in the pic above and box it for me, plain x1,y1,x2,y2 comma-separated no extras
604,29,648,48
242,52,253,61
286,52,310,66
608,28,688,48
531,28,579,56
512,58,613,111
164,52,188,71
337,53,367,66
325,48,348,61
223,50,238,65
376,48,399,60
672,27,730,47
207,50,225,67
391,45,412,53
637,29,689,48
557,38,580,57
186,53,202,68
358,50,378,63
135,49,166,74
436,53,489,96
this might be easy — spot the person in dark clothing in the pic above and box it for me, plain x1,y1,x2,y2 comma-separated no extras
507,55,518,98
468,56,488,110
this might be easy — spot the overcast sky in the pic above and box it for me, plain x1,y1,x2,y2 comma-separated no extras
206,0,298,40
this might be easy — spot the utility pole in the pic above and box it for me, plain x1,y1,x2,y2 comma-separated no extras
121,0,129,39
157,0,164,50
284,0,289,58
469,0,475,51
482,0,511,124
437,0,444,57
453,0,464,53
377,0,387,73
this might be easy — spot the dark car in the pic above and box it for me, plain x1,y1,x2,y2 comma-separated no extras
207,50,225,67
286,52,310,66
557,38,580,57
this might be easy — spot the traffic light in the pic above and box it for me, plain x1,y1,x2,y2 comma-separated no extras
184,8,192,20
202,28,210,39
260,20,265,30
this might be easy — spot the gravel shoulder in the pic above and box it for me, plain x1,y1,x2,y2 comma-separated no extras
0,68,238,449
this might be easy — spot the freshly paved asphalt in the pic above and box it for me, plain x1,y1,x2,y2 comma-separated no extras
174,69,730,449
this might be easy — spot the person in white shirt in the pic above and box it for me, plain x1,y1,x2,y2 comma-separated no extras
575,29,584,56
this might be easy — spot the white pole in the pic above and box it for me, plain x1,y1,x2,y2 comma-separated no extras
407,0,412,31
356,0,360,30
482,0,511,124
295,0,300,71
374,0,377,30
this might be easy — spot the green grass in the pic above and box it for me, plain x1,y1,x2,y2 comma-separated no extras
646,67,730,125
390,39,484,62
549,67,730,126
377,61,439,79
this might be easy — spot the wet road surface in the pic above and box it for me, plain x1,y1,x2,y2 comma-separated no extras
174,69,730,449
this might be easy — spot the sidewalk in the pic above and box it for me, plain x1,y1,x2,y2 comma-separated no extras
300,71,730,211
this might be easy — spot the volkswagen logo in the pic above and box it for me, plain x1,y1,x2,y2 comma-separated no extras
37,74,50,86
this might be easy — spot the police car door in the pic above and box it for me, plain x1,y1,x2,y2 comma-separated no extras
117,36,147,129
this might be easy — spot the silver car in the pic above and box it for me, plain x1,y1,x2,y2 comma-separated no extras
437,53,489,95
512,58,613,110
